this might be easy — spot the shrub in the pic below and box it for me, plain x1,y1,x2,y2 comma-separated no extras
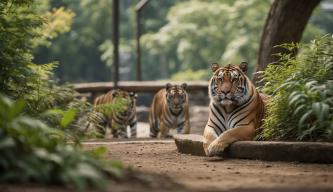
258,34,333,141
0,0,73,100
0,94,124,190
0,1,125,189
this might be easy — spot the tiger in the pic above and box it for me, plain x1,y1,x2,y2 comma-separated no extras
93,89,137,138
203,62,267,156
149,83,190,138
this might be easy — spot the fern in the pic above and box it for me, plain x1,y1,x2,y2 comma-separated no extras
258,34,333,141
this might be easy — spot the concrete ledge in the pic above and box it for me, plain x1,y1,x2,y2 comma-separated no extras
174,134,333,163
174,134,206,156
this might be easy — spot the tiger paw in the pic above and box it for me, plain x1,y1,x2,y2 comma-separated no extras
207,142,227,157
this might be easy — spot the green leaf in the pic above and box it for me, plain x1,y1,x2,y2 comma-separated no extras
298,110,313,128
293,104,306,117
8,100,25,120
60,109,77,128
88,146,108,158
0,138,15,149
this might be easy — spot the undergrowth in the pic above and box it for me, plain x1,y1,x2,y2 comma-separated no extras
0,95,125,190
258,34,333,141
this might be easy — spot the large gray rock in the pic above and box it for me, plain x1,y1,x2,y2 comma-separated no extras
174,134,333,163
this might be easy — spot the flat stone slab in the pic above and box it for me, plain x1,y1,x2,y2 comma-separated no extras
174,134,333,163
174,134,206,156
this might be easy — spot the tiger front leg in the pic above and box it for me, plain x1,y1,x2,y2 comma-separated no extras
112,123,128,139
203,124,218,156
182,108,191,134
159,121,170,138
206,123,256,157
130,120,137,138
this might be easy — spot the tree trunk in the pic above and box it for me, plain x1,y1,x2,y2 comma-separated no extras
253,0,321,84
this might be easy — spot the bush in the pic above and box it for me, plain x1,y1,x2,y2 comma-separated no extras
0,94,124,190
0,1,125,189
0,0,73,100
258,34,333,141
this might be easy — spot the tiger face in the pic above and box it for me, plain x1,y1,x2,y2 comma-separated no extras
210,62,250,107
165,83,188,113
112,90,137,116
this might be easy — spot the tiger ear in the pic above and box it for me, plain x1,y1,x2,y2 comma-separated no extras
211,63,220,73
181,83,187,90
239,62,248,73
166,83,172,91
112,90,119,97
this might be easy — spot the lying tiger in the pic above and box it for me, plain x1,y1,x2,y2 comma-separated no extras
203,62,268,156
94,89,137,138
149,83,190,138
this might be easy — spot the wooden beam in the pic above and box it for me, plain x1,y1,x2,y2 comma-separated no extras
73,81,209,93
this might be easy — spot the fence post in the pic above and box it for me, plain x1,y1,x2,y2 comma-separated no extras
135,0,149,81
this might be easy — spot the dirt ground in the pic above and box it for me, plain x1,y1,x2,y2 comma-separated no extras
3,140,333,192
80,140,333,192
3,106,333,192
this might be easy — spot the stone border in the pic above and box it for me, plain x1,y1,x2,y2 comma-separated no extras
174,134,333,163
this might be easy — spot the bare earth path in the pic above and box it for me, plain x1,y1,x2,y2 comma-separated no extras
84,140,333,192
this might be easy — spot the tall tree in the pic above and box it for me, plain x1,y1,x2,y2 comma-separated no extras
254,0,321,84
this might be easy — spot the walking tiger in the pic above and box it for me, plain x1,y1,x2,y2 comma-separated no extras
93,89,137,138
149,83,190,138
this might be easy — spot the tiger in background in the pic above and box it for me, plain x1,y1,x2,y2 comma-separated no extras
149,83,190,138
94,89,137,138
203,62,268,156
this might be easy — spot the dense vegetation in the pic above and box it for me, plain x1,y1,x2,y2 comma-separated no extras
34,0,333,82
0,0,125,189
0,95,124,190
258,35,333,141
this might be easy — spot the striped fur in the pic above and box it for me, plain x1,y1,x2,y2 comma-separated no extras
149,83,190,138
203,62,266,156
94,89,137,138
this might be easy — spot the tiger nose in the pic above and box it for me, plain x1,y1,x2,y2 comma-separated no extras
221,90,230,95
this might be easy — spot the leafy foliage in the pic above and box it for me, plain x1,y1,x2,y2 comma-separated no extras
0,1,125,189
34,0,115,82
0,0,42,96
141,0,271,80
0,0,74,108
171,69,210,81
0,95,124,190
32,0,333,82
258,35,333,141
95,97,131,115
